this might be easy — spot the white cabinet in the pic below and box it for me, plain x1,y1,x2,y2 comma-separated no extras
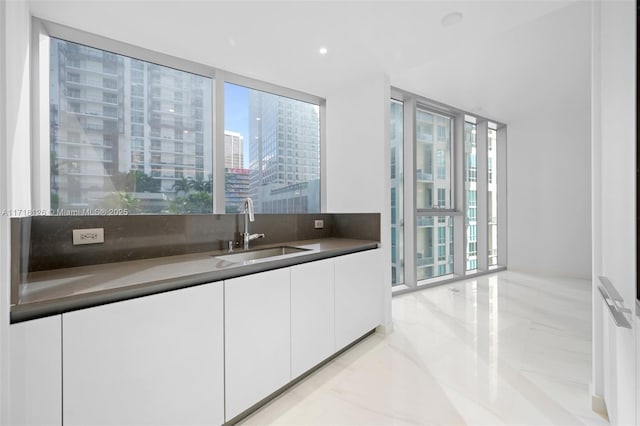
9,315,62,426
290,258,335,378
224,268,291,420
10,247,382,425
334,249,383,350
63,282,224,426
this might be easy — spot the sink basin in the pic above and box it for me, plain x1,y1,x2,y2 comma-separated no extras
215,246,310,263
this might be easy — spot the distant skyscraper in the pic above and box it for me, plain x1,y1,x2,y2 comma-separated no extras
224,167,250,213
248,90,320,213
224,131,244,169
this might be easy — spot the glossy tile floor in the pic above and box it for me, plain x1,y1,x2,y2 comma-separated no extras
240,271,609,425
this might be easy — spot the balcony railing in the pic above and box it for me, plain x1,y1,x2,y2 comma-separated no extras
416,171,433,182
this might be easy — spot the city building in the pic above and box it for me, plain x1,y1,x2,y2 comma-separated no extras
50,39,212,213
223,130,250,212
224,131,243,169
224,167,250,213
247,89,320,213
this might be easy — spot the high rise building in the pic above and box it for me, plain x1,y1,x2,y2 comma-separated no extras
248,90,320,213
223,130,250,212
224,168,251,213
224,131,244,169
49,38,212,213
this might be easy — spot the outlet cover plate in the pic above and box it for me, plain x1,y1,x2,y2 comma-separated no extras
72,228,105,245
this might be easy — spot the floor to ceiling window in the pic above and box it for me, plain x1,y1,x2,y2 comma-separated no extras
464,118,478,271
390,100,404,286
391,90,506,291
487,124,499,267
415,109,454,281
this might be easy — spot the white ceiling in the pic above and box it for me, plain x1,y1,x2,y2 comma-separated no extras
28,0,588,121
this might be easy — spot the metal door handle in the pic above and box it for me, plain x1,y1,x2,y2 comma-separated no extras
598,276,632,329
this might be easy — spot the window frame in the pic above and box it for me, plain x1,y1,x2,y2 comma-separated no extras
31,18,326,215
390,87,507,293
220,76,324,214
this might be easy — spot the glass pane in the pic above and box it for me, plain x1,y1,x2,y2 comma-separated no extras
224,83,320,213
416,109,451,209
416,215,454,280
50,38,213,214
390,100,404,286
464,121,477,271
488,127,498,266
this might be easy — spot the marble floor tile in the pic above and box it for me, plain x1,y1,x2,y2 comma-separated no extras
239,271,606,425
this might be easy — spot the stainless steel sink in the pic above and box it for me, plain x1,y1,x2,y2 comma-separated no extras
215,246,310,263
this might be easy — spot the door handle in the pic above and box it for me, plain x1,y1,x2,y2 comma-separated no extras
598,276,632,329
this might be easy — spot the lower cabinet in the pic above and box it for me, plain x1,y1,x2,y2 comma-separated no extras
225,249,382,420
8,248,382,425
9,315,62,426
62,282,224,426
224,268,291,420
290,258,335,378
334,249,383,350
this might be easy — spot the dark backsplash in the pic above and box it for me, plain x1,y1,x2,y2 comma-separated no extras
12,213,379,273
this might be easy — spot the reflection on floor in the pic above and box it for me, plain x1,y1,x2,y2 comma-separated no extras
240,271,609,425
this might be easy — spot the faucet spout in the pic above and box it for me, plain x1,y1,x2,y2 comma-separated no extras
244,197,254,222
242,198,262,250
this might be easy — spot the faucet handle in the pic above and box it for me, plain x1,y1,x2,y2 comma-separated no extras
227,240,235,252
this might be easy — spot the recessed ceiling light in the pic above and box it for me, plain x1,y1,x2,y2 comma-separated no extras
319,47,328,55
441,11,463,27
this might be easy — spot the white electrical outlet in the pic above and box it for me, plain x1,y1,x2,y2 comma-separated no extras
314,219,324,229
72,228,105,245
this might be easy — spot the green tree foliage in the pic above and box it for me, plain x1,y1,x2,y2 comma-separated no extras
111,170,160,193
101,191,141,213
170,174,214,214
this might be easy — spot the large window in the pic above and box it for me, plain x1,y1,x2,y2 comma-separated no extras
415,107,453,280
464,119,477,271
390,90,506,290
390,100,404,286
487,124,499,266
39,22,324,216
50,38,213,214
416,109,451,210
223,83,320,214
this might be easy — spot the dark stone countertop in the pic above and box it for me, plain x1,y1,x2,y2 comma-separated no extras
11,238,379,323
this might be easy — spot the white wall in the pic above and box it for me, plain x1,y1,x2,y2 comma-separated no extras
504,3,592,279
1,0,32,423
325,73,392,329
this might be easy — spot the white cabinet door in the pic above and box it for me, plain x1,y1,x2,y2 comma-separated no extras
334,249,383,350
9,315,62,426
224,268,291,420
63,283,224,426
291,258,334,379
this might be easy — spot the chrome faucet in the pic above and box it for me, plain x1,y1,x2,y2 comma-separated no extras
242,197,265,250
